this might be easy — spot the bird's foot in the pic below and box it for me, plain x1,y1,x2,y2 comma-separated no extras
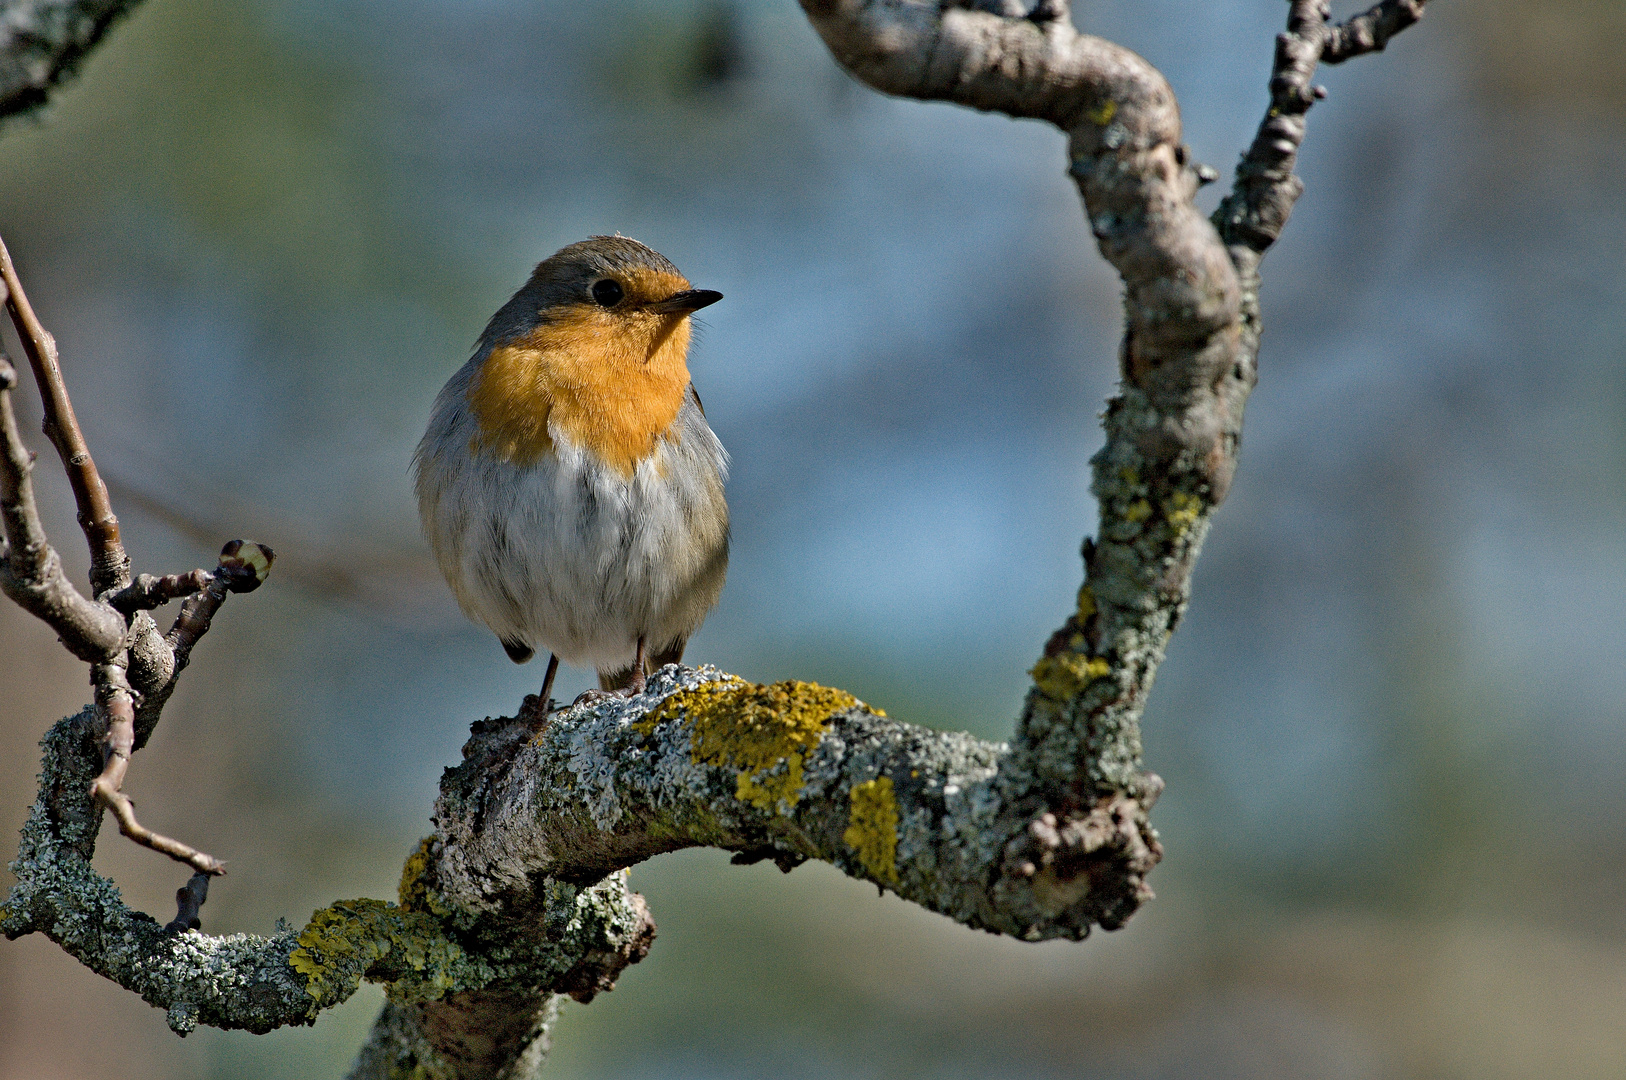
571,683,644,708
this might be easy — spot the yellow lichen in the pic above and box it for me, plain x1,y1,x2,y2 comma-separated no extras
289,898,470,1007
1030,652,1112,702
1087,99,1118,126
843,777,900,885
1164,490,1202,533
1123,499,1152,523
290,899,394,1004
397,837,448,917
641,679,859,812
1077,583,1097,619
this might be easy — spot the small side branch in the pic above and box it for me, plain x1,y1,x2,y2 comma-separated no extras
163,539,274,667
1324,0,1426,65
89,659,226,874
164,872,211,933
2,248,275,873
1,234,128,593
109,569,215,613
1215,0,1428,264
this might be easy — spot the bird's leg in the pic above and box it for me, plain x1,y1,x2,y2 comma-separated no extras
625,635,648,695
518,653,561,727
539,653,560,708
574,636,650,706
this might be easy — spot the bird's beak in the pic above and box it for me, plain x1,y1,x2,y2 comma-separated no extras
651,289,723,315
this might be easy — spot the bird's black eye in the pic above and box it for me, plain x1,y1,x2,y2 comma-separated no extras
591,279,624,307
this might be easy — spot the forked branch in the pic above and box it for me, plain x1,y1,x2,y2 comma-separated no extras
1,240,274,879
2,3,1428,1076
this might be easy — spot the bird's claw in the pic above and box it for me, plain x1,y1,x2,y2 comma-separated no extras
571,684,642,708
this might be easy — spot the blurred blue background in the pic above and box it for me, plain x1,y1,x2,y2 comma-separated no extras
2,0,1624,1076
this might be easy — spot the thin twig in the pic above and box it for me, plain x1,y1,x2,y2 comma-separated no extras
1214,0,1427,266
108,568,216,613
162,540,274,672
1324,0,1426,65
165,872,212,933
88,660,225,875
0,348,125,658
0,233,128,594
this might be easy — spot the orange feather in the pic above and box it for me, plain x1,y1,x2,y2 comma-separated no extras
465,267,695,477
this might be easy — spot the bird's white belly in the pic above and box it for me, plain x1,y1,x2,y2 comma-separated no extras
416,380,728,672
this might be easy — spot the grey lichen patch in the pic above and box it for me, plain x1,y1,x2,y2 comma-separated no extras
166,1001,199,1036
564,716,626,829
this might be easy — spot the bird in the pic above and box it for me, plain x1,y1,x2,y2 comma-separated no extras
414,236,729,712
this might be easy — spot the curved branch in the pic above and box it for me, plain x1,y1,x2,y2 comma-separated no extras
801,0,1240,377
1,708,655,1040
797,2,1248,878
430,669,1158,940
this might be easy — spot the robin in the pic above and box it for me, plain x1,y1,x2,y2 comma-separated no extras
414,236,729,710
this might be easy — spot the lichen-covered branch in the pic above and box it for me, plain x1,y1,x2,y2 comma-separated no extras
0,0,146,121
429,668,1159,940
3,3,1430,1076
1,707,654,1044
793,2,1243,913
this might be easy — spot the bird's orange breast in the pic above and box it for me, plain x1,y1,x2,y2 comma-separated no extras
466,299,694,478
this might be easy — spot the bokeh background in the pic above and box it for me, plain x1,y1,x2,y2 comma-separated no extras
2,0,1624,1076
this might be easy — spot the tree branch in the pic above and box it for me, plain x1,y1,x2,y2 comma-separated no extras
1324,0,1426,65
0,346,125,659
2,2,1432,1075
1,233,128,592
796,0,1245,888
1,706,655,1040
433,668,1159,939
0,0,146,122
2,241,276,875
89,657,228,874
165,872,211,933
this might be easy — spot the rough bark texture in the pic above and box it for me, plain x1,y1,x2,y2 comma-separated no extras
1,1,1427,1077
